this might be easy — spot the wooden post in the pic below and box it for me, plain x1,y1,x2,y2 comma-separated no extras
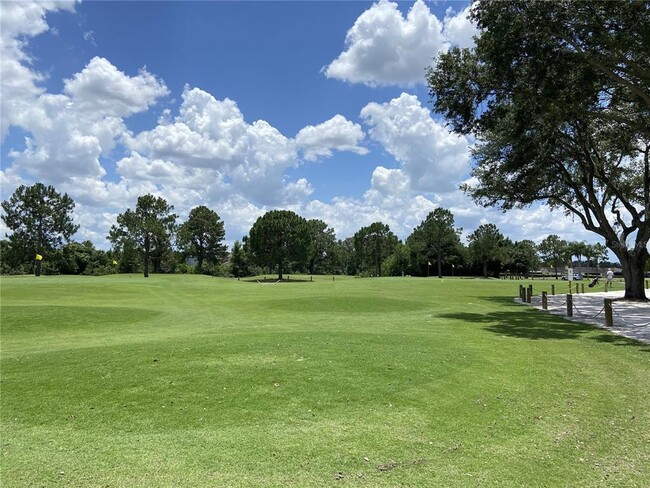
527,285,533,303
542,291,548,310
551,284,555,296
311,275,313,282
567,294,573,317
333,276,335,281
604,298,613,327
581,283,585,294
604,282,608,292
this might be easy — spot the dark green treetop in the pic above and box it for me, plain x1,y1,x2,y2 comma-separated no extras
177,205,227,272
108,194,177,278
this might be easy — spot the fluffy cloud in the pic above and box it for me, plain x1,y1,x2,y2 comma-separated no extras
5,57,168,183
0,0,76,138
323,0,479,87
126,86,326,206
443,5,479,49
295,115,368,161
63,56,169,117
360,93,470,193
323,0,445,86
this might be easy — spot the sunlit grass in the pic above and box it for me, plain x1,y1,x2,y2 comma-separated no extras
1,274,648,487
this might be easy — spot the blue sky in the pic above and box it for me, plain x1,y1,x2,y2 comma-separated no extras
0,0,602,250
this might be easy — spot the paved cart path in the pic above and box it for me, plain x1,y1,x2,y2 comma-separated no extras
517,289,650,344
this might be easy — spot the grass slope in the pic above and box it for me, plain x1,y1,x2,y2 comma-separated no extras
1,275,648,487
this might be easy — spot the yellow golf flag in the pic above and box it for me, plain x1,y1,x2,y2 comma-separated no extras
35,254,43,261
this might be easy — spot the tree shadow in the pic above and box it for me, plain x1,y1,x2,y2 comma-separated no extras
438,309,594,340
592,333,650,352
438,298,649,351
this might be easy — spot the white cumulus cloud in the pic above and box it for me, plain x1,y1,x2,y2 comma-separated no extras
295,114,368,161
0,0,77,139
63,56,169,117
360,93,470,193
443,5,479,49
323,0,445,86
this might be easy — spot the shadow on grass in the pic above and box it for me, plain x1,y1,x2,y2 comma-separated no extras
439,299,649,351
439,309,594,340
242,278,311,283
592,333,650,352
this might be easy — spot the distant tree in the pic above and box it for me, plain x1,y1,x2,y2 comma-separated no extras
427,0,649,298
383,242,412,277
1,183,79,276
246,210,309,280
505,239,539,277
353,222,398,276
538,235,569,278
591,243,609,274
229,240,251,278
468,223,506,278
177,206,227,273
407,208,463,278
305,219,337,275
569,241,589,276
335,237,357,276
108,194,177,278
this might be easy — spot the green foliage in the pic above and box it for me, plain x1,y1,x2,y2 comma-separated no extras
353,222,398,276
468,223,507,278
382,242,411,276
305,219,337,275
108,194,177,278
229,240,252,278
538,235,570,277
177,206,227,272
427,0,649,298
1,183,78,274
246,210,309,280
504,240,539,277
407,208,463,277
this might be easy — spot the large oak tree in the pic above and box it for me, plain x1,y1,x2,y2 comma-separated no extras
427,0,649,299
246,210,309,280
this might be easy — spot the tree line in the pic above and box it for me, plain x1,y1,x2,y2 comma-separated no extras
1,183,624,280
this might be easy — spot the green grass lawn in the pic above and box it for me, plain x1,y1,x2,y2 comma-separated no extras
1,274,648,487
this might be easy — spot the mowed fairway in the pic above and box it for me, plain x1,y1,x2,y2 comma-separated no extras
1,275,649,487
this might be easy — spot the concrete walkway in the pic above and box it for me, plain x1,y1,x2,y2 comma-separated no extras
517,289,650,344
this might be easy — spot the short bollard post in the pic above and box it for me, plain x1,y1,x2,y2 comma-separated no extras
581,283,585,294
604,282,608,293
310,275,313,282
526,286,532,303
604,299,613,327
542,291,548,310
567,294,573,317
519,285,525,300
551,284,555,296
333,276,335,281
